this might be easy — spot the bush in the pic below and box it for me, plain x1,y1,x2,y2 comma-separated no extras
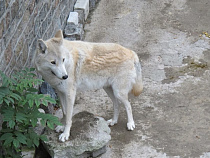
0,68,61,158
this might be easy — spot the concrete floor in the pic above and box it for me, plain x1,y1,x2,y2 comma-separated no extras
74,0,210,157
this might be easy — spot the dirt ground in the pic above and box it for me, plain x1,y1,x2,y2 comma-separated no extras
74,0,210,157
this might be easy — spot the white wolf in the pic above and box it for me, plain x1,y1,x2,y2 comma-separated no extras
33,30,143,142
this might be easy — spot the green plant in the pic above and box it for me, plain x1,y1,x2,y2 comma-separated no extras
0,68,62,158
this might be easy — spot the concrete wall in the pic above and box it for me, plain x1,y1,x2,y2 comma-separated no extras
0,0,76,75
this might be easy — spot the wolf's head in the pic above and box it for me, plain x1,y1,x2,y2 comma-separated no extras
34,30,68,80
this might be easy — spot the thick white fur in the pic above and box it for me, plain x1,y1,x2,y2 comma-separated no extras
33,30,143,142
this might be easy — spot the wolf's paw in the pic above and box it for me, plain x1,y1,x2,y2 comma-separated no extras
127,121,135,131
59,132,69,142
107,119,117,126
55,125,65,133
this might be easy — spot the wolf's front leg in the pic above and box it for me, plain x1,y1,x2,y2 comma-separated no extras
55,92,67,133
58,90,76,142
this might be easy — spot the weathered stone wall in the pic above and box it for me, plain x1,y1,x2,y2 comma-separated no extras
0,0,76,75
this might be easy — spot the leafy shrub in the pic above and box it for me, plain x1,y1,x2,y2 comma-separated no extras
0,68,61,158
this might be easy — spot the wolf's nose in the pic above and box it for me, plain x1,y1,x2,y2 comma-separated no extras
62,75,68,80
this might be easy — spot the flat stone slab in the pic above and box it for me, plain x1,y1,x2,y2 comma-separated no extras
43,111,111,158
74,0,89,20
67,12,79,25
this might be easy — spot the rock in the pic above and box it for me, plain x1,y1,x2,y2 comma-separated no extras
39,81,57,100
74,0,89,20
89,0,96,11
54,108,63,120
65,12,79,36
74,9,85,24
39,81,57,114
67,12,79,26
22,148,35,158
42,111,111,158
64,23,84,40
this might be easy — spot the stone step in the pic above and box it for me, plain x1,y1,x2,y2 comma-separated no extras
74,0,89,20
67,12,79,26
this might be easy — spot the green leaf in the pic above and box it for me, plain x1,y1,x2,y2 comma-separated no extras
15,131,27,145
47,121,54,129
15,86,20,91
2,109,15,121
21,70,27,75
31,118,38,127
29,131,37,138
45,96,56,104
38,112,48,120
1,133,14,147
26,138,33,148
44,114,62,126
7,97,14,104
16,112,27,123
27,87,38,92
40,135,48,141
20,99,27,106
35,99,41,107
3,137,14,146
42,100,48,106
10,93,21,100
0,133,13,140
28,82,33,87
0,128,13,133
25,67,29,71
26,93,33,100
33,138,39,147
40,119,46,126
28,73,36,77
4,98,10,105
13,139,20,148
0,71,11,87
28,99,34,107
8,120,15,128
0,87,10,96
30,68,36,71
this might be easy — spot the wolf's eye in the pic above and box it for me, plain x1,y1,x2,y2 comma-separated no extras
51,61,56,64
63,58,65,62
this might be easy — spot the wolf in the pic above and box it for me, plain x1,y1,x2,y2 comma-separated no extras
33,30,143,142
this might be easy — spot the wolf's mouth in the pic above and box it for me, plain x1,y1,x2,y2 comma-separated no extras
51,71,56,76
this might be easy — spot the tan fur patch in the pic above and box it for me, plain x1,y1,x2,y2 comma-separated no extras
84,44,134,71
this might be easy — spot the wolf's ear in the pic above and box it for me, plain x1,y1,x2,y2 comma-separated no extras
54,30,63,44
55,30,63,39
38,39,47,54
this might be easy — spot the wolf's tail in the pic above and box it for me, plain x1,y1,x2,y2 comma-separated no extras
131,52,143,96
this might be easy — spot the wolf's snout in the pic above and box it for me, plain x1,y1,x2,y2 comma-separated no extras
62,75,68,80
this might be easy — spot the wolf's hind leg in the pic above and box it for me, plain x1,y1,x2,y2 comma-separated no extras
104,87,119,126
114,91,135,130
